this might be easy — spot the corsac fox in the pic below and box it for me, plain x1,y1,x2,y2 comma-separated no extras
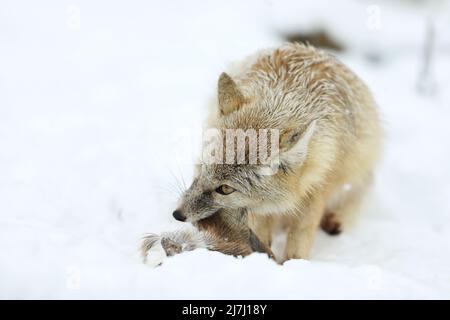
141,43,382,266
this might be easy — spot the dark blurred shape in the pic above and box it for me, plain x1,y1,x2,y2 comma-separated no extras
172,210,186,222
364,51,383,64
283,30,344,52
417,18,437,96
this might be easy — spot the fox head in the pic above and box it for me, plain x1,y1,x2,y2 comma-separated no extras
172,73,317,222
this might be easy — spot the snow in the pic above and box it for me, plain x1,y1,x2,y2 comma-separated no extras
1,0,450,299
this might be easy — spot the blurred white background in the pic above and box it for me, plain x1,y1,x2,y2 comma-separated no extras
1,0,450,298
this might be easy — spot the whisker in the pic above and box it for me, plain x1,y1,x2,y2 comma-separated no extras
167,168,185,195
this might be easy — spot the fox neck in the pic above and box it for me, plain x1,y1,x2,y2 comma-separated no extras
247,196,298,216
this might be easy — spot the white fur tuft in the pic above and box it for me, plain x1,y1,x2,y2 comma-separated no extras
281,120,317,166
145,242,167,267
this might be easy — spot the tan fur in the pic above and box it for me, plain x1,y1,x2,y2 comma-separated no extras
141,43,382,265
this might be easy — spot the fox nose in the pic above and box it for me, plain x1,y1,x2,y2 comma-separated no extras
172,210,186,222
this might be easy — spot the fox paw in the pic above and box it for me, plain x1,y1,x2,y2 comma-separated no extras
320,212,342,235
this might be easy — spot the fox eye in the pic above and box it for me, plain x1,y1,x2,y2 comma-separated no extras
215,184,235,195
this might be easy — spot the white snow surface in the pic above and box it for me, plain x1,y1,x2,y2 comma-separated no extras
1,0,450,299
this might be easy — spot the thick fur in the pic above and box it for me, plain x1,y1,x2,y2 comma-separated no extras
142,43,382,264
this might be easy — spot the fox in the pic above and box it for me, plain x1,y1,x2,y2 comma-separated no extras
141,43,382,266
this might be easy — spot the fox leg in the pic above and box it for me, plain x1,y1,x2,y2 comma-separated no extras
248,213,273,248
283,196,325,262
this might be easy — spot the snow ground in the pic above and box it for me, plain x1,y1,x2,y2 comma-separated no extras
1,0,450,299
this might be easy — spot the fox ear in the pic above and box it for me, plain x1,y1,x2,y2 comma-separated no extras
218,72,245,116
257,121,317,176
279,120,317,166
